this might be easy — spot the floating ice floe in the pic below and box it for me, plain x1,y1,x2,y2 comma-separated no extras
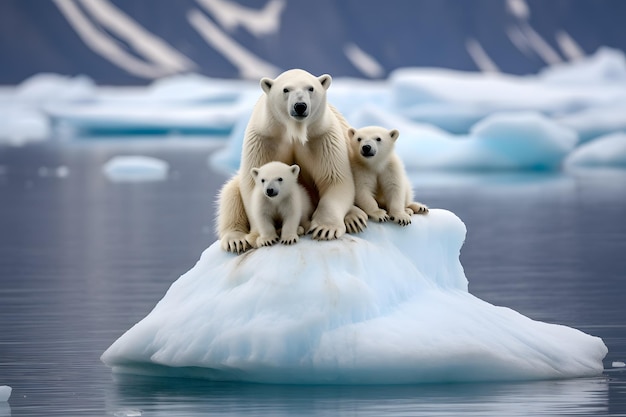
45,75,258,136
103,156,169,182
0,107,49,146
0,386,11,402
0,73,96,145
556,104,626,144
101,209,607,384
538,47,626,85
565,132,626,167
47,103,248,136
389,48,626,133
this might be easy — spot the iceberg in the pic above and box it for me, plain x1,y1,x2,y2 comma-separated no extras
556,104,626,144
565,132,626,167
389,48,626,133
101,209,607,384
103,156,169,182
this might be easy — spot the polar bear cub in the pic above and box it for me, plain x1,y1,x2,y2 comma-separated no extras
247,161,313,247
348,126,428,226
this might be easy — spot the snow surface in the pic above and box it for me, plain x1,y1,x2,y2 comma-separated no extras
101,209,607,384
0,386,10,402
103,156,169,182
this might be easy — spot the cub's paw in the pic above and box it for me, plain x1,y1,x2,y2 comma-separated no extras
280,234,300,245
308,223,346,240
256,234,279,247
221,231,251,254
369,209,390,223
390,212,412,226
345,206,368,234
408,202,429,215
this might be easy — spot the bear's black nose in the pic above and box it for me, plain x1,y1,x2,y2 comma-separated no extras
361,144,375,157
294,102,307,116
266,188,277,197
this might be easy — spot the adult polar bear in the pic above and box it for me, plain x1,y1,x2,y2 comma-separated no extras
217,69,367,253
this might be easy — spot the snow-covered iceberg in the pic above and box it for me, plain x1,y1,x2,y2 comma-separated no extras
101,209,607,384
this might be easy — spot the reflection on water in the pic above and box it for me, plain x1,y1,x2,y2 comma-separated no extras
1,142,626,416
107,374,612,417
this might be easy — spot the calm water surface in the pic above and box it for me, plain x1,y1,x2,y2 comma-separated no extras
0,140,625,416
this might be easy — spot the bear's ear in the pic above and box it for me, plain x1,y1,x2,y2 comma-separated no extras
318,74,332,91
251,168,260,178
389,129,400,141
290,164,301,177
347,127,356,139
260,77,274,94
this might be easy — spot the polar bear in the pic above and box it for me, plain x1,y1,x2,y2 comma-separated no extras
217,69,367,253
348,126,428,226
247,161,312,247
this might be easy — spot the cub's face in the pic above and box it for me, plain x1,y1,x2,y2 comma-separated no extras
260,69,331,123
348,126,399,162
251,162,301,200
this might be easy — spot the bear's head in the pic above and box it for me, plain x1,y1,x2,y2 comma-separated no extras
260,69,331,124
348,126,399,165
251,161,301,201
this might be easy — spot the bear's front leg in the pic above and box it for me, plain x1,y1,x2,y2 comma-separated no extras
217,176,251,254
388,197,412,226
280,216,301,245
355,188,389,223
308,183,352,240
387,195,412,226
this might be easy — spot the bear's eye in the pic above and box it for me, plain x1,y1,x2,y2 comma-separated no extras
261,179,265,183
282,88,289,93
357,137,362,142
308,87,314,92
277,177,283,182
376,137,382,142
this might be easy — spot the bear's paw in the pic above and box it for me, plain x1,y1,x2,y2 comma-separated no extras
221,231,252,254
408,202,429,215
308,222,346,241
369,208,390,223
280,233,300,245
345,205,368,234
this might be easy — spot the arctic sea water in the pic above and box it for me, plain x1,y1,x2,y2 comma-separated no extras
1,141,625,416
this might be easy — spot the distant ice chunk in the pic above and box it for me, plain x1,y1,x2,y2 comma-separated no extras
539,47,626,85
103,156,169,182
0,108,49,146
0,386,11,402
389,49,626,133
556,104,626,144
14,73,96,104
565,132,626,167
101,209,607,384
613,361,626,368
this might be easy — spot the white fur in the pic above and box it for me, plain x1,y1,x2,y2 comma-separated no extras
246,162,312,247
348,126,429,226
217,69,366,253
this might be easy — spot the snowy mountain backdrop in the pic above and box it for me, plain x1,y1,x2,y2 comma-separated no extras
1,0,625,85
